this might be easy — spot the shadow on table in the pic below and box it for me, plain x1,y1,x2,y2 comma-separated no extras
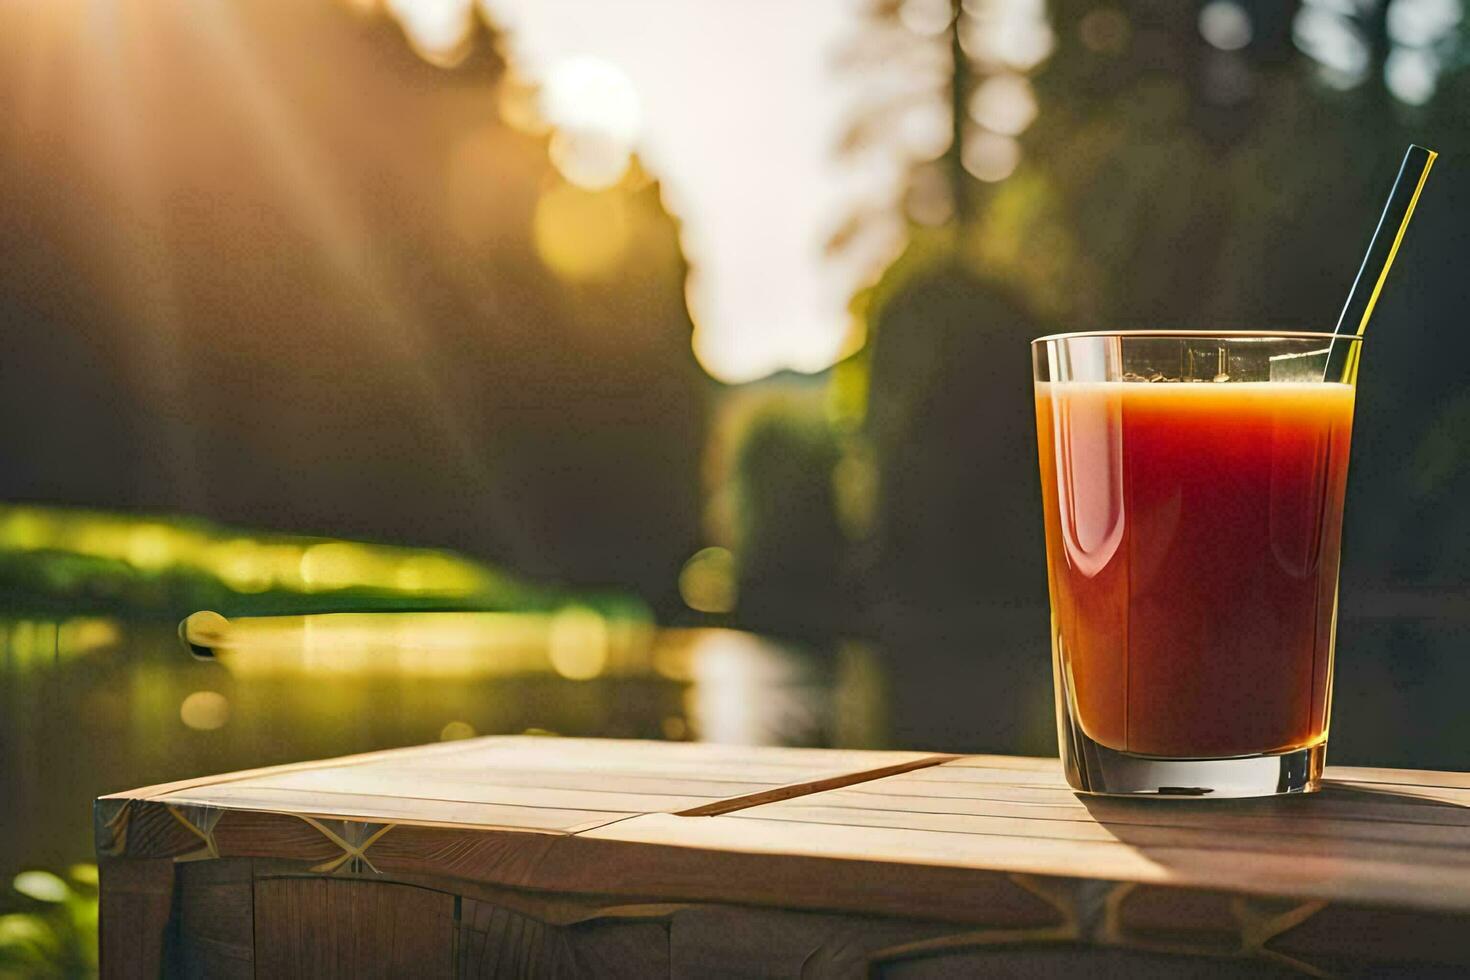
1076,775,1470,846
1074,782,1470,975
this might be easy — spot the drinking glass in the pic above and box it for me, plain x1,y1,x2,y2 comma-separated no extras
1033,331,1361,797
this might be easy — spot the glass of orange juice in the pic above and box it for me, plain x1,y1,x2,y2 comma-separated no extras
1033,331,1360,797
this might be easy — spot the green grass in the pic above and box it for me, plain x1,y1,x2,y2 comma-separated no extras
0,503,646,623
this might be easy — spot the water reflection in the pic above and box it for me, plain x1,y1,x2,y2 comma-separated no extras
0,613,882,877
676,630,840,747
4,606,1466,883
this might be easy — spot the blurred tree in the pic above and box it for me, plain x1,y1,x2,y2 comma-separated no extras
843,0,1470,637
0,1,705,614
865,252,1043,611
729,392,853,639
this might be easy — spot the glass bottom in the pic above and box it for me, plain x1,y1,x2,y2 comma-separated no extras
1056,690,1325,798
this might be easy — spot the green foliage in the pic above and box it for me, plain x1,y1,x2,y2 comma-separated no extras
864,255,1047,606
725,389,853,634
0,866,97,979
0,503,647,624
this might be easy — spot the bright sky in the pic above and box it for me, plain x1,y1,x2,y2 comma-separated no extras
480,0,910,383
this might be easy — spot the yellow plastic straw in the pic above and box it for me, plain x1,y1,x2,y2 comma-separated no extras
1328,144,1437,384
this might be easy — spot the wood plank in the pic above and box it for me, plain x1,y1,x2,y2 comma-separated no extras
97,802,1057,924
98,737,488,801
97,740,1470,939
105,737,943,839
173,859,254,979
253,877,455,978
664,905,968,979
834,775,1470,816
729,803,1470,865
98,858,175,980
521,833,1068,927
939,755,1067,772
679,755,956,816
457,899,668,978
874,944,1294,978
906,756,1470,792
190,764,762,811
387,737,931,782
805,788,1470,845
1324,767,1470,790
581,811,1470,913
331,764,783,796
831,783,1470,830
1267,903,1470,972
157,784,629,833
854,778,1084,804
896,766,1070,786
1316,781,1470,807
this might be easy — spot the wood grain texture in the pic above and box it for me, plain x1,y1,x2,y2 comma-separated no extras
253,877,455,978
583,756,1470,915
172,859,254,979
1265,903,1470,974
665,905,972,978
98,858,175,980
457,898,667,978
873,944,1299,978
103,736,945,835
96,738,1470,976
98,742,1470,915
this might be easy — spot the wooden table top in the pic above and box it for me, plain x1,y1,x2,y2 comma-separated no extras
97,737,1470,919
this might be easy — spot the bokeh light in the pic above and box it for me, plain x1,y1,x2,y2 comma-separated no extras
472,1,911,384
968,74,1037,136
495,66,547,135
540,55,640,189
900,101,955,162
532,183,632,280
678,546,737,614
960,0,1055,71
1385,46,1440,103
1,617,124,671
962,130,1021,183
179,611,661,679
1199,0,1253,51
1294,1,1372,88
179,690,230,731
547,605,609,679
12,871,68,904
903,162,955,226
440,720,477,740
1387,0,1463,47
548,129,632,190
900,0,954,37
386,0,476,67
1379,0,1460,105
680,630,820,745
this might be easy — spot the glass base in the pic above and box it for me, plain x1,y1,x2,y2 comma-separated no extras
1057,696,1325,798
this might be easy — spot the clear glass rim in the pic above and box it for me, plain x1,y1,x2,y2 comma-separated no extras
1031,330,1363,345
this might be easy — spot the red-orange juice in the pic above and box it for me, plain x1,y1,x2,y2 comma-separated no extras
1035,381,1355,758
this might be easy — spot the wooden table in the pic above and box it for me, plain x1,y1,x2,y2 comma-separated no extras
96,737,1470,977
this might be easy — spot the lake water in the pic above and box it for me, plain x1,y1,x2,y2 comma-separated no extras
3,604,1467,879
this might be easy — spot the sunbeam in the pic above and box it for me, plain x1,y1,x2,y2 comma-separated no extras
83,0,207,508
175,0,528,549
